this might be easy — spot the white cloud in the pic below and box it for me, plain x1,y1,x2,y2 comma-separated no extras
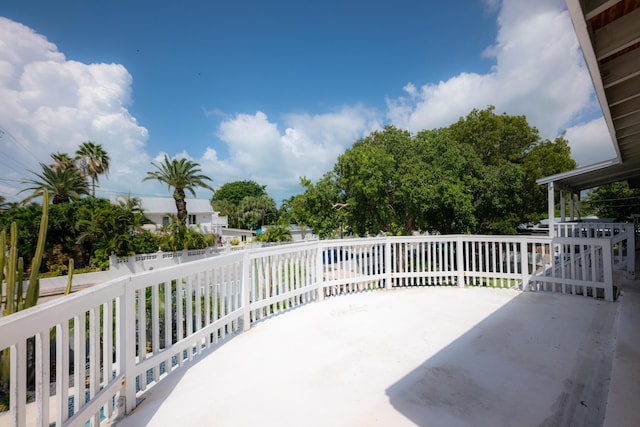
564,118,616,166
385,0,598,159
0,17,151,202
0,0,613,205
204,106,382,202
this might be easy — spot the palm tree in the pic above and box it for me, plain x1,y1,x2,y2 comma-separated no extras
143,155,214,227
115,193,151,234
49,152,76,171
76,141,110,196
21,163,89,204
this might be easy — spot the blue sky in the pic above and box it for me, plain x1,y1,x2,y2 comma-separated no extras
0,0,616,204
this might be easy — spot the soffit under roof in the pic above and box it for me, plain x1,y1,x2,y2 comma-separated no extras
543,0,640,191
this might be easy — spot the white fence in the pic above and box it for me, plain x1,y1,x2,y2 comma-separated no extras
0,229,634,427
109,242,295,274
109,247,221,274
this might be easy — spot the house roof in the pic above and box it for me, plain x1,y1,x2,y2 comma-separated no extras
137,197,214,214
540,0,640,191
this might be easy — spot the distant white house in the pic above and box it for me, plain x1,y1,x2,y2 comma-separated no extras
222,227,256,243
125,197,228,235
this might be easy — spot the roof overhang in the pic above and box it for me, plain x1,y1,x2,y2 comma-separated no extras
536,157,640,192
544,0,640,191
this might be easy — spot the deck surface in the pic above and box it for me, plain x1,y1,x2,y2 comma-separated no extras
117,287,620,427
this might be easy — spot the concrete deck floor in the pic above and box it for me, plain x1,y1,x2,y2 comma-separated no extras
117,287,624,427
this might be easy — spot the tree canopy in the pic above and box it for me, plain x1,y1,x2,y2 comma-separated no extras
289,107,577,237
212,180,267,205
21,162,90,204
583,182,640,221
76,141,110,196
212,180,275,229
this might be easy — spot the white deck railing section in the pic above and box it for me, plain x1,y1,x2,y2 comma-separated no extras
0,226,634,426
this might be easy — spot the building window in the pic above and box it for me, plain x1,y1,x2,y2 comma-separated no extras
188,214,197,225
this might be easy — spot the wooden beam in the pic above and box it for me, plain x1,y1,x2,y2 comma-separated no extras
595,7,640,60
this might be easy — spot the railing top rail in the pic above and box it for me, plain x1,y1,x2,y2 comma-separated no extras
552,236,613,244
462,234,552,243
317,237,389,249
0,276,128,349
246,240,319,258
125,251,246,288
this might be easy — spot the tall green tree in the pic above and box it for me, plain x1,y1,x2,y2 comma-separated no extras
212,180,269,228
447,106,539,166
213,180,267,205
75,141,110,196
521,134,577,223
21,163,89,204
295,108,577,236
239,194,276,230
583,181,640,220
49,152,76,171
336,127,400,235
445,107,576,233
143,155,214,227
286,173,350,238
412,129,479,234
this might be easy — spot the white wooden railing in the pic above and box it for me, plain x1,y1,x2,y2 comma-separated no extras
0,229,633,427
108,242,295,274
554,222,635,280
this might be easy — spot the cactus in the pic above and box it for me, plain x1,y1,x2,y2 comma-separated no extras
65,258,74,295
1,191,48,315
1,192,49,398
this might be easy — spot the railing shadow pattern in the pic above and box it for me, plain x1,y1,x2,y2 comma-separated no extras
0,225,634,426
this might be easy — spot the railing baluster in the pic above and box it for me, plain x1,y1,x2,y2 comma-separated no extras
10,341,27,427
89,305,100,426
35,328,50,427
56,321,70,426
164,280,174,364
151,283,160,379
73,312,85,414
103,300,113,419
194,272,202,348
137,287,147,390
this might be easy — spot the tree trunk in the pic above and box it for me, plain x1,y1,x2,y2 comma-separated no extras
174,188,187,226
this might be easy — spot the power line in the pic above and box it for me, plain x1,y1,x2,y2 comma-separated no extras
0,125,41,166
584,196,640,203
0,177,25,184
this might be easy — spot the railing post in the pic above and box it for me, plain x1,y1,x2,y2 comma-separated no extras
316,243,325,300
385,237,393,290
123,278,137,415
242,251,251,331
520,240,531,292
456,236,465,287
626,224,636,281
604,241,614,302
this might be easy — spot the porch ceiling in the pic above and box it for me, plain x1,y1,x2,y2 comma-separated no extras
541,0,640,192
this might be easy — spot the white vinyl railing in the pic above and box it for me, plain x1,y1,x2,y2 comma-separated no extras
0,229,633,427
554,222,635,280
